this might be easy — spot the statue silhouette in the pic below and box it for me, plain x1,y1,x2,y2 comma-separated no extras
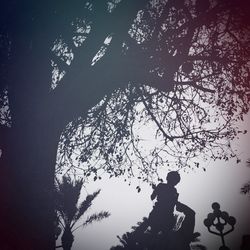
148,171,180,235
111,171,200,250
168,201,197,250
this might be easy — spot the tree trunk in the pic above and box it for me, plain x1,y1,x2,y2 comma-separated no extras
0,14,62,247
62,226,74,250
0,55,62,249
0,1,150,249
2,128,59,250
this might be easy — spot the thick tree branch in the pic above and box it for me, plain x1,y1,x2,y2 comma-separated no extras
48,0,149,125
175,80,216,93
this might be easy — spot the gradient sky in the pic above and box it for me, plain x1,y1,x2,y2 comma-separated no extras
57,114,250,250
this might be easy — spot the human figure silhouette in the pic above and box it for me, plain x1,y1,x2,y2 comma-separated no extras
111,171,200,250
148,171,180,235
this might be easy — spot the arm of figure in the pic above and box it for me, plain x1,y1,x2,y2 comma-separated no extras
150,184,159,200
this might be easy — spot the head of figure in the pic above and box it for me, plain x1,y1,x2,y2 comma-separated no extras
166,171,180,186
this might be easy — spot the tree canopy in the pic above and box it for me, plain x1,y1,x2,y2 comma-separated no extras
50,0,250,181
1,1,250,182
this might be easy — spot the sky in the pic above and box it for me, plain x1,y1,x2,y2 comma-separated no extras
57,114,250,250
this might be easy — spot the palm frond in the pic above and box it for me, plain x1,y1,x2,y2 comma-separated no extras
82,211,110,227
73,189,101,223
55,176,84,224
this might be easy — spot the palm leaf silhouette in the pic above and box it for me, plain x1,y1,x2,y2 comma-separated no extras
55,176,110,250
73,189,101,224
82,211,111,227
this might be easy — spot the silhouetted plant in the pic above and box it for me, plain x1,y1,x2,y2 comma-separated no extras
190,232,207,250
240,158,250,196
111,215,203,250
55,176,110,250
241,182,250,196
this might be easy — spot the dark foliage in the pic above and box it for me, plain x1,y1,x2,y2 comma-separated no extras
0,0,249,249
53,0,250,181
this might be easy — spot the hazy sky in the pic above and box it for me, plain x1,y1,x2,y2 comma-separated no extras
57,114,250,250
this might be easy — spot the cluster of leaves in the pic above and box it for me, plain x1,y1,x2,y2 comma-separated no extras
240,159,250,197
241,182,250,196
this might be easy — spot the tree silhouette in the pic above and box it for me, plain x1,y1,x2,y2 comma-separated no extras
55,0,250,180
0,0,249,249
55,176,110,250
